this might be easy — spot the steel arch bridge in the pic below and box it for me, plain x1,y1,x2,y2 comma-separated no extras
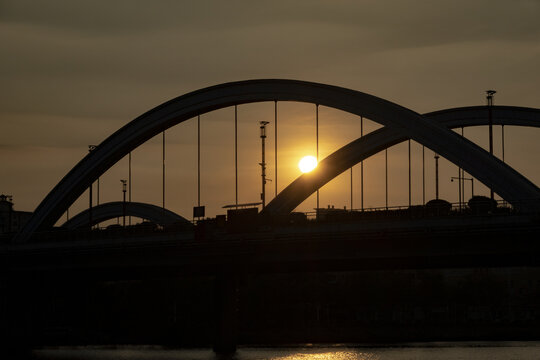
16,80,540,242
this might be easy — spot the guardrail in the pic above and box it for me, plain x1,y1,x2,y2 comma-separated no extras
301,198,534,220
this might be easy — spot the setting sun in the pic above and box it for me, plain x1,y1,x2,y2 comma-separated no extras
298,155,318,173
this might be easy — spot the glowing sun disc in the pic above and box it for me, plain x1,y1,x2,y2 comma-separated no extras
298,155,318,173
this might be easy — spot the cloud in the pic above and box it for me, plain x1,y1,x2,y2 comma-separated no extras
1,0,539,216
2,1,539,42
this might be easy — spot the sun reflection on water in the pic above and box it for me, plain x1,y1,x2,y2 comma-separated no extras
237,348,380,360
269,351,379,360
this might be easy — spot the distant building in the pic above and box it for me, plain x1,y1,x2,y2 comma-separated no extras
0,194,32,234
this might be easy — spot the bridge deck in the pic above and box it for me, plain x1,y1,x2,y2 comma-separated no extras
3,214,540,277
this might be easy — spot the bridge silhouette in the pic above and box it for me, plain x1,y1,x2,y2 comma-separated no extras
2,79,540,354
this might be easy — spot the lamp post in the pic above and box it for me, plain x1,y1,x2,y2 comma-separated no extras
451,176,462,210
451,176,474,206
121,179,127,227
259,121,270,209
463,177,474,202
88,145,97,229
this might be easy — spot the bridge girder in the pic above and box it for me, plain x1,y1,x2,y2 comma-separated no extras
16,80,540,242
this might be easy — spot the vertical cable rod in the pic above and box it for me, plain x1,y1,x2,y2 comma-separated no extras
408,139,411,207
128,152,131,225
234,108,238,207
274,101,278,197
457,127,463,210
501,124,505,206
435,153,440,200
487,90,496,201
422,146,425,205
461,127,465,207
502,124,505,163
162,131,165,210
350,165,353,211
198,115,201,207
457,167,462,210
361,117,364,211
88,183,92,228
385,148,388,210
461,168,465,205
316,104,319,214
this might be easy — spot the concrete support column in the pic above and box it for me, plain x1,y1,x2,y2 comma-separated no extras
213,272,239,354
1,271,34,358
0,274,8,350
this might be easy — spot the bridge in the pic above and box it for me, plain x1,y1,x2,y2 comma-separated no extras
2,80,540,354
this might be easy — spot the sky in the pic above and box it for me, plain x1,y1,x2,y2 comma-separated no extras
1,0,539,224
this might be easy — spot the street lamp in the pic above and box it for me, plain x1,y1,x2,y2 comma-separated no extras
88,145,100,205
88,145,97,229
451,176,474,207
120,179,127,227
259,121,270,208
462,176,474,201
450,176,462,210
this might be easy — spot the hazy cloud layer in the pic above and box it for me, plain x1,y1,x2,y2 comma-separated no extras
1,0,539,215
2,1,539,42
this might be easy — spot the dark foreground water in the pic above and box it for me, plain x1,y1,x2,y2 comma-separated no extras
32,342,540,360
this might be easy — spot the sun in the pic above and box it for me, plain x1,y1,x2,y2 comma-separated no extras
298,155,318,173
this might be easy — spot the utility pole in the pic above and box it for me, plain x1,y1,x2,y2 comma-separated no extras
259,121,270,209
486,90,496,202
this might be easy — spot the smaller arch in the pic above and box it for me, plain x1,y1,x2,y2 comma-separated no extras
62,202,192,230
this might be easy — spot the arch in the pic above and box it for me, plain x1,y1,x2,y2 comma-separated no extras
426,105,540,128
263,105,540,215
16,80,540,241
61,201,192,230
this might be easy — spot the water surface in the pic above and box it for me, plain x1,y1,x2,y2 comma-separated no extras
33,342,540,360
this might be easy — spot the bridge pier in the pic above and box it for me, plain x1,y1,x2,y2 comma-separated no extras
0,271,36,358
0,274,8,353
213,272,239,354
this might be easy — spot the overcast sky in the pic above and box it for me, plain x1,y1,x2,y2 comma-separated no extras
1,0,539,222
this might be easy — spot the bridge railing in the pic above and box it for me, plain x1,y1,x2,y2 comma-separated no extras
300,198,536,223
3,198,538,245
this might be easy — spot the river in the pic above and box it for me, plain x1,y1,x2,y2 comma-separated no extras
31,342,540,360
